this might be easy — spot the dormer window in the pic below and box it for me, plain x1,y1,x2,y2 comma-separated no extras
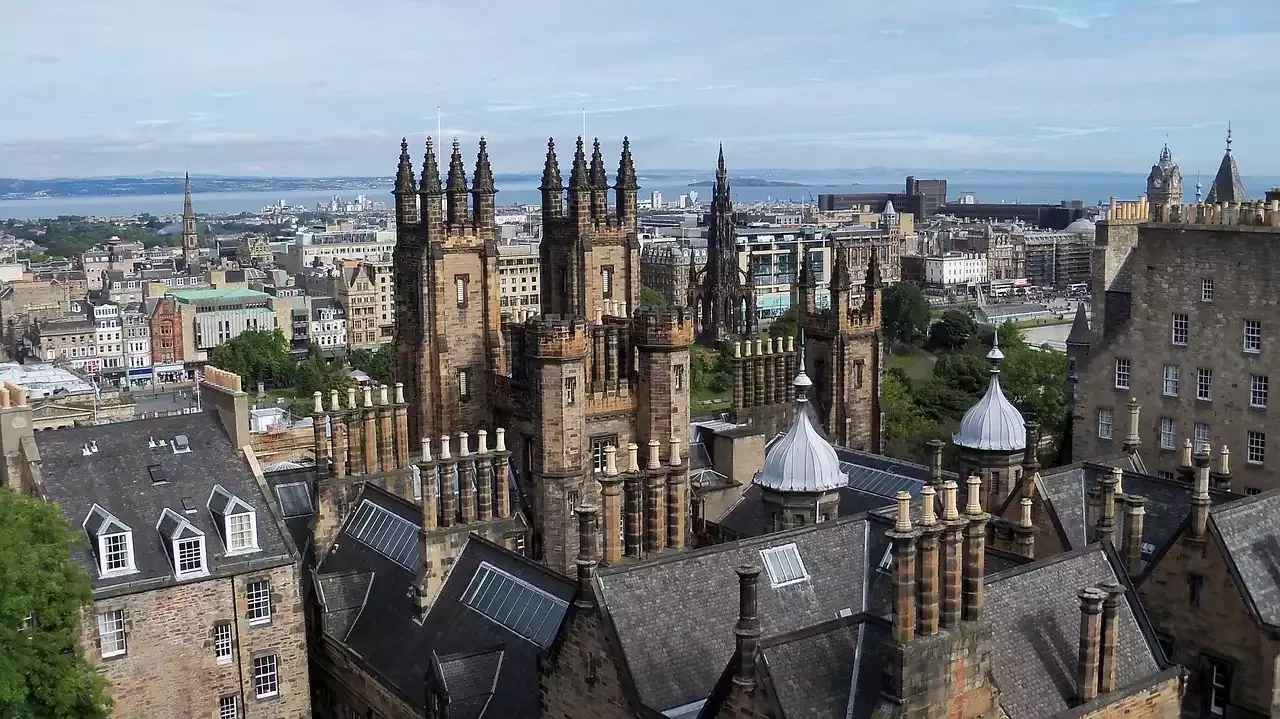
157,508,207,580
83,504,136,578
208,485,259,555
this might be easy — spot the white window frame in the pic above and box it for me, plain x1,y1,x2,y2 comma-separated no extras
1252,375,1269,408
759,543,809,587
458,369,470,399
174,536,207,577
252,654,279,699
1098,408,1113,440
226,512,258,554
1208,658,1231,715
219,696,238,719
1244,320,1261,354
99,532,135,576
1248,431,1265,465
1163,364,1179,397
1114,358,1130,390
1197,368,1213,401
1171,313,1188,346
97,610,127,658
1159,418,1176,450
1202,278,1214,302
214,622,233,665
247,580,272,625
1194,423,1211,451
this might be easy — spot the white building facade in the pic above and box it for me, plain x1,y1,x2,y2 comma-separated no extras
924,252,988,287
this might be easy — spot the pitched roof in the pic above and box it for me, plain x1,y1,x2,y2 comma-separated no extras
756,617,892,719
1065,302,1091,345
37,412,296,596
595,516,874,712
314,485,554,717
1206,138,1245,204
984,545,1163,719
1211,490,1280,629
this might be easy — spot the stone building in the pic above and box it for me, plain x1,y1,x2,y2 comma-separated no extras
2,371,311,718
0,277,72,357
182,173,201,271
1070,191,1280,492
1146,143,1182,207
689,147,756,344
390,135,692,574
639,242,704,308
1206,127,1245,204
148,296,186,382
496,242,542,319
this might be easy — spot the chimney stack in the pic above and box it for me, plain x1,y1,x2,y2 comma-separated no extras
1094,468,1118,548
917,485,941,636
1190,444,1212,541
458,432,477,524
312,391,328,469
494,428,511,519
475,430,493,522
624,443,643,559
667,436,684,550
394,383,408,469
600,445,623,564
1024,419,1041,480
363,386,378,476
1122,397,1141,454
378,385,394,472
1122,495,1146,577
1098,582,1125,694
420,438,437,531
962,475,987,622
1075,587,1107,705
573,505,598,609
732,565,763,688
330,390,348,479
887,491,917,644
940,480,964,628
439,435,457,527
645,440,665,553
927,439,944,488
1211,445,1232,491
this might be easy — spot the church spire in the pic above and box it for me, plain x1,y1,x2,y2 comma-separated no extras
540,138,564,219
182,172,198,270
1207,123,1245,204
420,137,442,194
183,172,194,218
472,136,494,192
395,138,415,193
568,136,589,191
446,139,469,227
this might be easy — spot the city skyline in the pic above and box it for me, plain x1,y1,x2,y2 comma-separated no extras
4,0,1279,177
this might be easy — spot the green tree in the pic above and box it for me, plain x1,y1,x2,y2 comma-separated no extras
0,488,113,718
1000,344,1069,444
294,346,354,398
208,329,294,387
927,309,977,352
882,282,931,346
768,306,801,339
639,286,668,310
348,344,394,386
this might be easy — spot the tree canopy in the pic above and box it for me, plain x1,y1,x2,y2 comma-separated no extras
348,344,394,386
0,488,113,719
294,346,354,399
638,286,668,310
768,306,801,339
927,309,978,352
882,282,931,346
207,329,294,387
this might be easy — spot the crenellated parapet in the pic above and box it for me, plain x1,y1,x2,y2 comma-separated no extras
630,307,693,350
1150,199,1280,229
513,315,590,360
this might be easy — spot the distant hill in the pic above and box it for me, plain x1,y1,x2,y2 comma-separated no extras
687,177,808,188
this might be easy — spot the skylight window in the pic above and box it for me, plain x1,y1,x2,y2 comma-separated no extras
346,499,420,571
461,561,569,649
760,543,809,587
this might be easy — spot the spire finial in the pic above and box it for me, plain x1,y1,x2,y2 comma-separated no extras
589,137,607,188
616,136,637,189
1195,173,1203,203
568,136,589,190
987,328,1004,373
446,137,467,192
1226,121,1233,154
540,137,562,190
420,136,442,193
473,135,494,192
717,143,726,175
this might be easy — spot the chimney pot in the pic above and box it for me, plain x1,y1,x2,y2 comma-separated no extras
330,389,341,412
627,442,640,473
395,382,405,404
495,428,507,452
457,431,470,457
1112,466,1124,496
313,391,324,414
347,386,358,410
363,386,374,408
647,439,661,470
755,338,763,355
421,437,432,463
594,307,603,324
1218,445,1231,476
743,340,752,357
668,436,681,467
1180,438,1193,468
733,564,763,686
477,429,489,454
734,341,742,358
927,439,944,486
1019,497,1033,528
604,445,618,476
920,485,938,526
787,335,795,353
894,490,913,532
965,475,983,517
440,435,452,461
942,480,960,521
380,384,389,405
1076,587,1107,705
1099,582,1126,695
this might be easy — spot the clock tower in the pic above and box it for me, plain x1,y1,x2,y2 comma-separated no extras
1146,143,1182,207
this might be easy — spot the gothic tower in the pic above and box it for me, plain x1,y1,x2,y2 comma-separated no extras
689,146,756,345
800,248,885,451
181,173,199,270
1146,143,1182,206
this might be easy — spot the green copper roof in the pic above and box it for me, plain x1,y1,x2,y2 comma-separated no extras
169,288,272,303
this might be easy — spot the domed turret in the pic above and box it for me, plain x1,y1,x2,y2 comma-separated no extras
755,370,845,493
953,332,1026,452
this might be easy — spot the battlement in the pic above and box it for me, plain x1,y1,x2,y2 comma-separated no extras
516,314,590,359
1104,195,1150,224
806,306,878,335
630,307,694,349
1150,199,1280,230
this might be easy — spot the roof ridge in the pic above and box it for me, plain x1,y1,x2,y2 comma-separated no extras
1211,486,1280,516
985,542,1105,585
757,611,882,649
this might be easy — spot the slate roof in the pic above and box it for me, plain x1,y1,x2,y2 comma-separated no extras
756,617,892,719
1211,490,1280,629
1065,302,1091,345
1206,146,1245,204
314,484,558,717
985,545,1163,719
37,412,297,597
596,516,874,712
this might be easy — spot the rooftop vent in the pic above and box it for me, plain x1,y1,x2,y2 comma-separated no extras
181,497,196,514
89,440,98,454
148,464,169,485
80,443,92,457
171,435,191,454
148,436,161,449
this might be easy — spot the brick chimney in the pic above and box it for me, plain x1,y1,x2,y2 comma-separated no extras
1098,582,1125,694
0,382,35,492
600,445,623,564
415,437,438,612
438,435,457,528
888,491,918,644
732,565,762,689
378,384,394,472
940,480,964,629
1189,444,1212,541
645,439,665,553
624,443,643,559
362,386,377,475
475,430,493,521
457,432,476,524
1075,587,1107,705
330,390,347,479
199,366,251,453
574,505,598,609
494,428,511,519
1122,495,1146,577
927,439,945,488
916,485,941,636
1122,397,1141,454
1023,419,1041,483
393,383,409,468
962,475,988,622
1013,497,1036,559
666,435,684,549
346,387,362,474
1210,445,1231,491
1094,467,1118,548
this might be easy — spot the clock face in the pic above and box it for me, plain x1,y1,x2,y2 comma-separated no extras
1152,178,1162,188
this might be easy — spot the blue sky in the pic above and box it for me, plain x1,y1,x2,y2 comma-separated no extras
3,0,1278,177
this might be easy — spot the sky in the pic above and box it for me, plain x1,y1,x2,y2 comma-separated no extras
3,0,1279,178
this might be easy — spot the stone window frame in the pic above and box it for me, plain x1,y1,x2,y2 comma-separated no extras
1171,313,1189,346
1196,368,1213,402
1251,374,1269,409
1158,417,1176,451
96,608,127,659
601,265,615,299
1201,278,1214,302
1247,431,1265,466
1194,423,1211,451
213,621,234,665
1097,408,1113,440
1162,364,1179,397
246,578,273,626
674,364,685,391
589,435,618,474
458,368,472,402
1244,319,1262,354
1113,358,1130,390
565,376,577,406
454,275,470,309
218,695,239,719
250,652,280,700
1203,654,1234,716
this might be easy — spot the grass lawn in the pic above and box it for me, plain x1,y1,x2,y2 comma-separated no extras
885,346,936,380
1012,316,1074,329
692,386,731,411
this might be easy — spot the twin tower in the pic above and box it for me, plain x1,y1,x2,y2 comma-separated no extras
390,136,691,573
